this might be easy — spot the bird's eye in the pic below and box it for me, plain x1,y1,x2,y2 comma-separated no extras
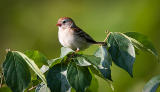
62,21,66,23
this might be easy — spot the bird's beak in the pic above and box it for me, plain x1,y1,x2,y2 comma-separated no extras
56,23,62,26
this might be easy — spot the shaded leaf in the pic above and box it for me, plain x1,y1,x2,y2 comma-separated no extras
143,75,160,92
124,32,158,57
89,66,104,79
25,50,48,68
2,51,31,92
47,63,70,92
107,32,135,77
94,46,112,80
15,51,47,84
67,61,92,92
35,82,51,92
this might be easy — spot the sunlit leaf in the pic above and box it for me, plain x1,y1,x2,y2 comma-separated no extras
46,63,70,92
48,58,62,67
40,65,49,74
15,51,47,84
74,57,91,66
143,75,160,92
86,73,99,92
24,50,48,68
60,47,74,58
124,32,158,57
67,61,92,92
77,54,101,68
89,66,114,91
3,51,31,92
107,32,135,77
94,46,112,80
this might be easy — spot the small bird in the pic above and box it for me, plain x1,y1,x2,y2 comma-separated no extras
56,17,105,51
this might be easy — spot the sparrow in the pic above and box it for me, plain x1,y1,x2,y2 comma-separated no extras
56,17,105,51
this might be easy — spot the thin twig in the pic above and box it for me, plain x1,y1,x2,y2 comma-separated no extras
5,49,10,53
104,30,111,42
0,72,3,88
64,52,76,64
27,85,37,92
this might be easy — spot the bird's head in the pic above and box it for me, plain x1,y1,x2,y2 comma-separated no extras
56,17,75,29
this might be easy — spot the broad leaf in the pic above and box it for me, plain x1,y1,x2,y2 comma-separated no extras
47,63,70,92
74,57,91,66
94,46,112,80
3,51,31,92
67,61,92,92
48,58,62,67
86,74,99,92
89,66,114,91
107,32,135,77
76,54,101,68
143,75,160,92
60,47,74,58
15,51,47,84
35,82,51,92
48,47,74,67
25,50,48,68
124,32,158,57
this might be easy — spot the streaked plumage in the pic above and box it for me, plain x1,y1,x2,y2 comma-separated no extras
56,17,105,51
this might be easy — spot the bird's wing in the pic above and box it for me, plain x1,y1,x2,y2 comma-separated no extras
71,27,97,44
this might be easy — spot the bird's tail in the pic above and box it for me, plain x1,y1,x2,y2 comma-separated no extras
93,42,107,46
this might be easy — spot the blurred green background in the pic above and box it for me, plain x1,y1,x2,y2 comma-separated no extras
0,0,160,92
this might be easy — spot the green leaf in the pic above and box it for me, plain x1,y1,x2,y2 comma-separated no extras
0,87,12,92
143,75,160,92
48,58,62,67
89,66,114,91
94,46,112,80
46,63,70,92
24,50,48,68
107,32,135,77
86,72,99,92
60,47,74,58
35,82,51,92
14,51,47,84
124,32,158,57
75,57,91,66
77,54,101,68
2,51,31,92
67,61,92,92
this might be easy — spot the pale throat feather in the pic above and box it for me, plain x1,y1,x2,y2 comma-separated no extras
58,27,76,49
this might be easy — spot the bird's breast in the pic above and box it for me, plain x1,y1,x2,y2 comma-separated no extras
58,28,75,48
